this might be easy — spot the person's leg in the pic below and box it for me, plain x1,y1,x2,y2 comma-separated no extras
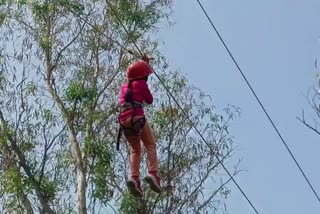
139,121,161,193
120,118,143,197
140,121,158,172
125,135,142,178
121,118,143,177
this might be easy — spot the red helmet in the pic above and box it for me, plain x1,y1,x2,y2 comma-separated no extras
127,60,153,81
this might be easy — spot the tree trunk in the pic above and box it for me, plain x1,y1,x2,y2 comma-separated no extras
43,19,87,213
77,165,87,214
5,148,34,213
15,166,34,214
69,128,87,214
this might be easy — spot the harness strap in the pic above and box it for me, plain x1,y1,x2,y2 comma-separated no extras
117,101,143,150
120,101,143,112
117,83,144,150
116,127,122,151
121,117,146,136
116,117,146,150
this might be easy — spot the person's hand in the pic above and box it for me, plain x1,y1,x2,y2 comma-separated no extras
141,53,154,63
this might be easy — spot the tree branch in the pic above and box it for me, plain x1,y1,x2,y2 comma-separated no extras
297,116,320,136
0,110,55,214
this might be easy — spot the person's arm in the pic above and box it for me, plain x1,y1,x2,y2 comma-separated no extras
142,81,153,104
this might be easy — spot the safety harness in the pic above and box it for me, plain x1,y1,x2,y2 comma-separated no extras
116,83,146,150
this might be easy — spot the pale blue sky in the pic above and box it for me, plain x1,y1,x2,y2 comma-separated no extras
158,0,320,213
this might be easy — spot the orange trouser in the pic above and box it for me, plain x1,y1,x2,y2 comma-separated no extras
120,116,158,177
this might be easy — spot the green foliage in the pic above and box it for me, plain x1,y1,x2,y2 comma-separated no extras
40,176,56,203
39,36,51,49
90,140,114,202
57,148,75,169
31,0,84,29
43,109,54,122
19,140,35,152
153,106,179,130
58,0,85,14
0,167,22,193
119,192,140,214
84,139,94,157
112,0,165,33
0,0,6,6
25,81,38,96
17,0,28,5
65,81,97,104
0,0,236,212
0,165,32,213
32,1,50,24
0,132,7,149
0,127,15,144
0,12,5,26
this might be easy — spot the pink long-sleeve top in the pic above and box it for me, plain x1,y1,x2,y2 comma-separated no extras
118,80,153,122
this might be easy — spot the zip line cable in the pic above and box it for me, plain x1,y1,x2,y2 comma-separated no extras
195,0,320,203
104,1,260,213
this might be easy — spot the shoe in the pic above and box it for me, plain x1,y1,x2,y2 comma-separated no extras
144,172,162,193
127,176,143,197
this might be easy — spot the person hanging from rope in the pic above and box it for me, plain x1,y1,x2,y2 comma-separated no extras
117,54,161,197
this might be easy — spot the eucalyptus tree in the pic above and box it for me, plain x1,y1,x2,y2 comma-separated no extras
0,1,239,213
